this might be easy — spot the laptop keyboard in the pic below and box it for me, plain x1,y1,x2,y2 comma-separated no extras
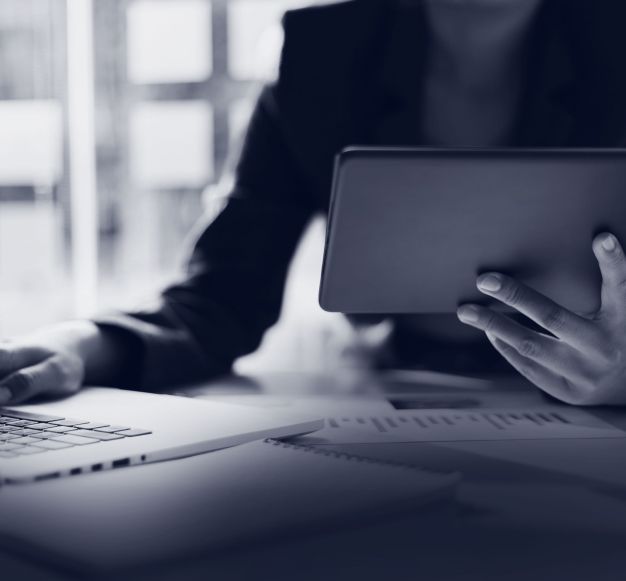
0,409,151,459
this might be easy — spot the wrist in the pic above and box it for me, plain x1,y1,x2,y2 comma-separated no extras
24,320,101,362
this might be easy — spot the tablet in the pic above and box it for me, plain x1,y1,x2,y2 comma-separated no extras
319,148,626,314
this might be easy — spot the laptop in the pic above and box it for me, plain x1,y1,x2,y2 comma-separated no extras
0,387,323,484
320,147,626,314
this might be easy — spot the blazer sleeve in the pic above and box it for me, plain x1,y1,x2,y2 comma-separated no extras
94,83,316,389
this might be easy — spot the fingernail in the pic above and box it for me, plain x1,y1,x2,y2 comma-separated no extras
477,273,502,292
457,305,480,323
0,387,11,405
602,234,616,252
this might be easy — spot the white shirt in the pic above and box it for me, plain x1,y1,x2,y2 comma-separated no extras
421,0,543,147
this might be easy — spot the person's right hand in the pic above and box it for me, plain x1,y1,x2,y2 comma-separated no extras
0,320,125,406
0,334,85,406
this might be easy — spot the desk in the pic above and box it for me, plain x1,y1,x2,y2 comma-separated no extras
2,371,626,581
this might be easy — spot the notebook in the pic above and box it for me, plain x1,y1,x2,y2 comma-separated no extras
0,439,459,573
292,408,626,445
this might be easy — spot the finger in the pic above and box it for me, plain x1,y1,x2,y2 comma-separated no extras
592,232,626,314
475,272,598,348
485,333,594,406
0,355,79,405
457,304,579,379
0,344,38,377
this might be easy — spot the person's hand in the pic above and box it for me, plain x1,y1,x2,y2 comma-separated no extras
0,327,86,406
456,232,626,406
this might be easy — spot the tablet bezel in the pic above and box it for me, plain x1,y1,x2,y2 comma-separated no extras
319,147,626,314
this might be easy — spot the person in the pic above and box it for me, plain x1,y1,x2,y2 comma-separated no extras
3,0,626,407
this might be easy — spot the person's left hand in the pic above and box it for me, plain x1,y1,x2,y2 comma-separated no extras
456,232,626,406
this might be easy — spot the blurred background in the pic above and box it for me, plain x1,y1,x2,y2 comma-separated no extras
0,0,367,374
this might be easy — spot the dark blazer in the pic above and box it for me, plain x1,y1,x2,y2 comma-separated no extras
97,0,626,388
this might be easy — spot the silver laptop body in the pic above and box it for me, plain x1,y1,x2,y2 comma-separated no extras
0,387,323,484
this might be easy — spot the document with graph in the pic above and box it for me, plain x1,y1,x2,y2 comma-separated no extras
293,408,626,445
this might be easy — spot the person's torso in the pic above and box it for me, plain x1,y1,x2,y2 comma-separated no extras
275,0,626,369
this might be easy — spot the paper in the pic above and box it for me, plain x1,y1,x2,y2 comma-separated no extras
293,408,626,445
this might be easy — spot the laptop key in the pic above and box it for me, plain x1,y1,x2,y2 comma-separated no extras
30,431,63,439
49,418,90,427
47,426,78,433
72,429,125,441
95,425,131,433
122,429,152,437
10,420,37,427
0,409,64,422
28,423,59,430
0,434,18,441
51,434,98,446
31,440,73,450
11,437,41,445
79,422,109,430
15,429,39,436
0,451,17,458
0,443,24,451
14,446,46,455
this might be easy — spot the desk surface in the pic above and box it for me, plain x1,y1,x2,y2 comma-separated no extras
3,370,626,581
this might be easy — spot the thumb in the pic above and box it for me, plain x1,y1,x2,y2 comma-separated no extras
593,233,626,314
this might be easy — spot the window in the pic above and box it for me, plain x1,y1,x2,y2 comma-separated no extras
0,0,66,336
0,0,315,336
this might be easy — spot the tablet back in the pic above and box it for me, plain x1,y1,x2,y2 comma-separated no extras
319,148,626,314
